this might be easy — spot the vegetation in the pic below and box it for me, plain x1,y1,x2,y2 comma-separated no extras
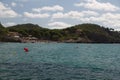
0,23,120,43
0,23,8,41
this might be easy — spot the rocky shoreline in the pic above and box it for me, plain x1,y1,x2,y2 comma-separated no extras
1,37,120,43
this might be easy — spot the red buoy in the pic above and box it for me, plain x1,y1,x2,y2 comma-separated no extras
24,47,29,52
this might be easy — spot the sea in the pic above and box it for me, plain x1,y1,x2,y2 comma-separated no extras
0,43,120,80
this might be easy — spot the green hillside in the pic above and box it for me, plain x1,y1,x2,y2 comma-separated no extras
0,23,8,41
1,23,120,43
63,24,120,43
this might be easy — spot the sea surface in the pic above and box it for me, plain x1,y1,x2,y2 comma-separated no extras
0,43,120,80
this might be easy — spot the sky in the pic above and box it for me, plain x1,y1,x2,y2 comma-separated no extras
0,0,120,30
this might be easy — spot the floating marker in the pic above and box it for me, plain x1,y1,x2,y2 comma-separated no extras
24,47,29,52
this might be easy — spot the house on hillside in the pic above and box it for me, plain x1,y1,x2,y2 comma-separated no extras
7,32,21,38
21,35,38,43
7,32,38,43
5,32,22,42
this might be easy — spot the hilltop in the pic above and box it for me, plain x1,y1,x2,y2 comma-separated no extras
0,23,120,43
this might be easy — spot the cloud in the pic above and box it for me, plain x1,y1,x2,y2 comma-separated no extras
3,22,16,27
48,22,72,29
32,5,64,12
24,12,50,18
11,2,16,7
81,10,99,16
52,10,98,19
52,11,83,19
0,2,19,18
52,9,120,30
74,0,119,11
100,13,120,29
78,12,120,30
101,13,120,20
88,13,120,23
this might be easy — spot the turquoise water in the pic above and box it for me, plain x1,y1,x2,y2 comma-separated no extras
0,43,120,80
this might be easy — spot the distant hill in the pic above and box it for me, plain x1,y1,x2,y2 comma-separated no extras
1,23,120,43
7,23,51,40
62,24,120,43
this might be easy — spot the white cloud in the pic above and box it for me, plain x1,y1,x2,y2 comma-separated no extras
74,0,119,11
52,10,98,19
3,22,16,27
11,2,16,7
101,13,120,29
78,12,120,30
48,22,72,29
101,13,120,20
32,5,64,12
81,10,99,16
88,13,120,23
52,11,83,19
52,12,64,18
24,12,50,18
0,2,19,18
52,10,120,30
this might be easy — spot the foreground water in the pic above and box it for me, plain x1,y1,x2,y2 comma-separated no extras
0,43,120,80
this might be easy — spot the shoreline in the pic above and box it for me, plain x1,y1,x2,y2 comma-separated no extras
0,40,120,44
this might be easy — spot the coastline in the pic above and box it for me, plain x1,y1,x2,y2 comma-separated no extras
0,40,120,44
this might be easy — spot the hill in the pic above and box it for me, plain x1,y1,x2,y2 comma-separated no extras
1,23,120,43
0,23,8,41
62,24,120,43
